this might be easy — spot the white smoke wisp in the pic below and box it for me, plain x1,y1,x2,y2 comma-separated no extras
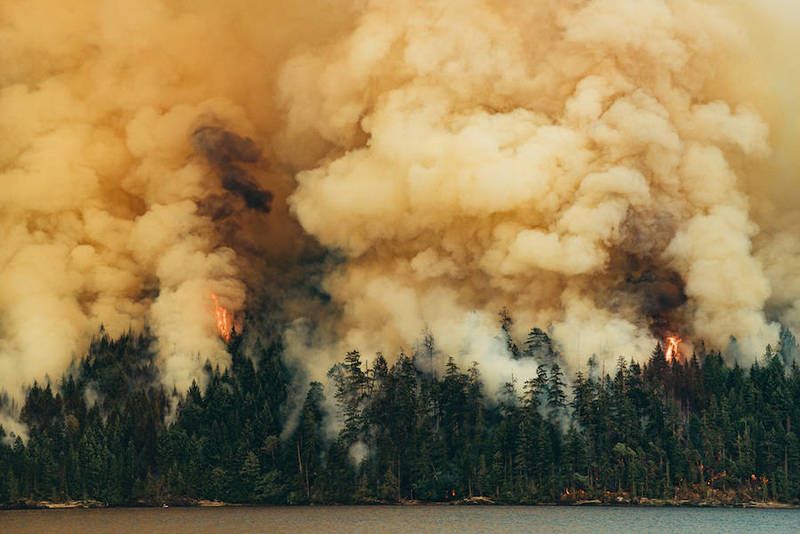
280,0,799,380
0,411,27,444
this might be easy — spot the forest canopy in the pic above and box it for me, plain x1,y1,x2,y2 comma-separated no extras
1,321,799,507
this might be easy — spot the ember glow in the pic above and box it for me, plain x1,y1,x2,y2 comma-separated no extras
665,336,682,363
211,294,232,343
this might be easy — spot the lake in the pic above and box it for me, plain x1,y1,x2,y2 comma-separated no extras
2,505,799,533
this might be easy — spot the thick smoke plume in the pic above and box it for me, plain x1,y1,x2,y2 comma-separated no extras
0,0,351,397
280,0,800,385
0,0,798,402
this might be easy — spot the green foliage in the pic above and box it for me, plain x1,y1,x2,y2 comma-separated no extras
1,323,800,506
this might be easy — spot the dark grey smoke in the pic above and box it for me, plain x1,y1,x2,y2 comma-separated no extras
192,126,273,213
616,252,687,337
193,126,260,164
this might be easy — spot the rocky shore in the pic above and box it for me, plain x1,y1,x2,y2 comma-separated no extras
2,496,797,509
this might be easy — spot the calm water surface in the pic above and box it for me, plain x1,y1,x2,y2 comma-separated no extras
2,505,799,533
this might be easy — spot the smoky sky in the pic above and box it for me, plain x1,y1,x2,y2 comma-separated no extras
0,0,798,400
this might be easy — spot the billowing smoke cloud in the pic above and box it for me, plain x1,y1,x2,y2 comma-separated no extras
0,0,351,396
0,0,798,402
279,0,799,381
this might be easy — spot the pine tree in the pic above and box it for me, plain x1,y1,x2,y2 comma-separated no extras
295,382,325,502
524,327,555,364
498,309,521,359
548,363,568,418
239,451,261,501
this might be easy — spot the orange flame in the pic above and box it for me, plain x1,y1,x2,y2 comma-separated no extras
665,335,681,363
211,293,231,342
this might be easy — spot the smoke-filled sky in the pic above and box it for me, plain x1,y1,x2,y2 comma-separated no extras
0,0,798,397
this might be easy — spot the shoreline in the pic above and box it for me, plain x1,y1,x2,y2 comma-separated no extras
3,498,797,510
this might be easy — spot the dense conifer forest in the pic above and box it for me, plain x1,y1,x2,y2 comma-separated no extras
1,323,800,507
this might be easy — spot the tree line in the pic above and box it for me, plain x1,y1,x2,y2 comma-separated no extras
1,322,799,506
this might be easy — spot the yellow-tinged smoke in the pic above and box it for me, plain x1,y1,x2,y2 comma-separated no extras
0,0,798,399
281,0,800,384
0,0,353,395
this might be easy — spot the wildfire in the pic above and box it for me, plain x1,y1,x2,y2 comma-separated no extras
665,335,681,363
211,293,232,342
